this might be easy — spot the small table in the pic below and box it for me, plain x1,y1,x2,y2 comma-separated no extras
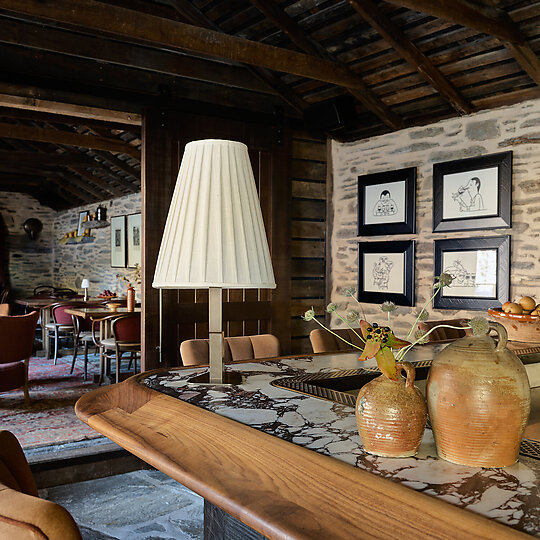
65,307,141,382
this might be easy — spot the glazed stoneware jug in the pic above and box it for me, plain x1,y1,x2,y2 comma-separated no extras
427,322,530,468
356,362,427,458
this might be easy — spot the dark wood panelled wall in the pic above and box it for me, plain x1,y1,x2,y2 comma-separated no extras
141,106,292,370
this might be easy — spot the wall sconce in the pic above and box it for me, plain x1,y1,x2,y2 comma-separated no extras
23,218,43,240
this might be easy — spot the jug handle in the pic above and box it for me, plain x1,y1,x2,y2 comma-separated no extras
396,361,415,389
489,321,508,352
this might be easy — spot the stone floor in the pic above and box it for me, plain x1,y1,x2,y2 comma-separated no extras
40,469,204,540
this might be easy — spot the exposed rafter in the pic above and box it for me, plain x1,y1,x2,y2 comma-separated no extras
346,0,473,115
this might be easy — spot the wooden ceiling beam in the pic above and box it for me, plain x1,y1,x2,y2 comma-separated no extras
247,0,405,129
383,0,540,87
346,0,473,116
165,0,307,114
0,150,102,167
2,0,401,125
0,123,140,157
381,0,524,43
69,166,125,197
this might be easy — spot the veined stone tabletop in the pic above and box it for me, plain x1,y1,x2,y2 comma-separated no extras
144,351,540,537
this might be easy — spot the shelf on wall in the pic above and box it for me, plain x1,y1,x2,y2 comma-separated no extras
59,235,95,245
84,219,110,229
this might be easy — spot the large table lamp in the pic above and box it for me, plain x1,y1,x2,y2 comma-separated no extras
153,139,276,384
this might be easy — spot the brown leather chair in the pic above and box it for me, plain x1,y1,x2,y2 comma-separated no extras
0,303,10,316
180,334,281,366
0,430,82,539
417,319,469,343
0,311,39,404
309,328,365,353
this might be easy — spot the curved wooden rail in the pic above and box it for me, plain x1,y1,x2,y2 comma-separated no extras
76,373,529,539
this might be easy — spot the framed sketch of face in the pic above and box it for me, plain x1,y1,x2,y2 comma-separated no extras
358,167,416,236
358,240,415,306
434,236,510,310
110,215,126,268
433,151,512,232
126,213,141,268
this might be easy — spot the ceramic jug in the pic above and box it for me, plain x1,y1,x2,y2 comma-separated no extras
356,362,427,458
427,322,530,468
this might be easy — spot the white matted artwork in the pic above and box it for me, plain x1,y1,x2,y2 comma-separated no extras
442,249,497,298
364,180,406,225
442,167,498,220
126,213,141,268
363,252,405,294
110,215,126,268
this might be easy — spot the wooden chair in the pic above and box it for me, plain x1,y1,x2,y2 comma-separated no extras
94,313,141,383
417,319,469,343
0,311,39,404
309,328,364,354
0,430,82,539
45,303,78,364
0,303,9,316
180,334,281,366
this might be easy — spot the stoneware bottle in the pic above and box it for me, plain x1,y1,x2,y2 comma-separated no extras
127,285,135,312
427,322,530,468
356,362,427,458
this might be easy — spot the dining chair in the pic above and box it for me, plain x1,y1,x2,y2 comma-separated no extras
0,303,9,316
309,328,365,354
94,313,141,383
180,334,281,366
0,311,39,404
0,430,82,539
33,284,55,297
417,319,470,343
45,302,84,364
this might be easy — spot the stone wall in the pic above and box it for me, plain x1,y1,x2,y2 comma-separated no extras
330,98,540,336
0,193,55,297
53,192,141,298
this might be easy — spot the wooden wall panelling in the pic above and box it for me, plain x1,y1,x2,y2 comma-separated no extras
290,131,327,354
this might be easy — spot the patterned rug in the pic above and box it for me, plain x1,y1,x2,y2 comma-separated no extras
0,352,103,449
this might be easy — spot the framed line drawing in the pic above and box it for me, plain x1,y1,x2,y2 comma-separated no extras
433,151,512,232
110,215,126,268
358,167,416,236
434,236,510,310
357,240,415,306
126,212,141,268
77,210,89,237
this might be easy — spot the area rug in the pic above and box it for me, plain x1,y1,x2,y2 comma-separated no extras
0,353,103,449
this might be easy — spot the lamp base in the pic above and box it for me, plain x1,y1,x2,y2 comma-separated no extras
187,370,243,386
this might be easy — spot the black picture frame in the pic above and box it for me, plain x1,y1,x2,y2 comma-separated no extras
433,151,512,232
358,167,416,236
434,236,510,310
357,240,415,306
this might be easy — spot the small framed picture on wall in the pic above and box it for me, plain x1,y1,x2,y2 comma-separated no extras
126,213,141,268
433,151,512,232
358,167,416,236
77,210,89,237
358,240,415,306
434,236,510,310
110,215,126,268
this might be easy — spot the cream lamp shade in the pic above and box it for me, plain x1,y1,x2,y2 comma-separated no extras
153,139,276,290
80,279,90,289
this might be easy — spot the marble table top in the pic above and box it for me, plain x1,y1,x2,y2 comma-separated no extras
144,351,540,537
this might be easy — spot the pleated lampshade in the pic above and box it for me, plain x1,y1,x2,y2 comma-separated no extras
153,139,276,290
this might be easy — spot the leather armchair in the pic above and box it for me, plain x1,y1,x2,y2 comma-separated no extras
309,328,364,354
0,430,82,539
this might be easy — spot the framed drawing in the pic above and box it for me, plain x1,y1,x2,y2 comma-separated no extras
110,215,126,268
126,213,141,268
358,167,416,236
357,240,415,306
77,210,89,237
433,151,512,232
434,236,510,310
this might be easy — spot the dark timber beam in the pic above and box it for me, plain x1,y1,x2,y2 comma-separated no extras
382,0,524,43
248,0,406,129
0,123,140,157
346,0,473,115
383,0,540,87
0,150,101,167
2,0,402,128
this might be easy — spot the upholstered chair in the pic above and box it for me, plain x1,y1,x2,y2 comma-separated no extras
309,328,365,354
0,430,82,539
45,303,78,364
180,334,281,366
417,319,469,343
0,311,39,404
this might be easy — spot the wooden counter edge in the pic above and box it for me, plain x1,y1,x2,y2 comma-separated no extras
75,376,529,540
